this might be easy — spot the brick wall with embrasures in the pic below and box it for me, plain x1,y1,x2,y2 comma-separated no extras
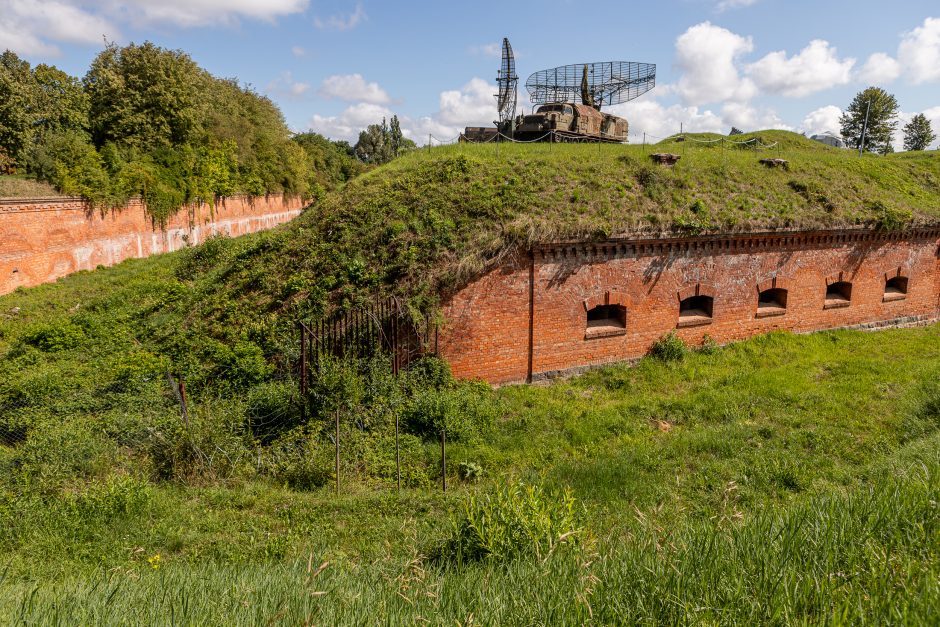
440,228,940,385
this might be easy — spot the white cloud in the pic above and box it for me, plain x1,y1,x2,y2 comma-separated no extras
319,74,390,105
675,22,756,106
437,78,496,126
721,102,791,131
0,0,116,55
314,2,366,31
307,77,498,145
468,42,501,57
716,0,759,11
266,71,311,99
858,52,901,84
291,45,306,57
308,102,394,142
747,40,855,98
898,17,940,84
0,0,309,55
108,0,308,27
608,100,725,140
801,105,843,137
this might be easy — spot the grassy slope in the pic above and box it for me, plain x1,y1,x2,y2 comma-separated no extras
1,326,939,623
0,174,62,198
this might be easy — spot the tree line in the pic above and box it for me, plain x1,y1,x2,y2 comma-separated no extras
840,86,936,154
0,43,364,219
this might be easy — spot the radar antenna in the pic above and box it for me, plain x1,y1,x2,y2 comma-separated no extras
495,38,518,135
526,61,656,110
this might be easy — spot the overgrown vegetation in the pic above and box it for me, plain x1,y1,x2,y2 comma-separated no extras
0,45,364,213
1,271,939,621
2,122,940,620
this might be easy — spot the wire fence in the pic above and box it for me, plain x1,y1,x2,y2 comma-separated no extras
0,299,452,496
419,127,788,164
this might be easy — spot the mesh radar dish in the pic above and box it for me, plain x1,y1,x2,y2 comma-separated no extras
495,38,518,128
525,61,656,110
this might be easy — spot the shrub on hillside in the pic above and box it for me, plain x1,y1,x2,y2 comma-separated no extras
650,331,687,362
21,320,85,352
435,480,582,564
3,419,115,493
402,381,500,443
245,381,301,444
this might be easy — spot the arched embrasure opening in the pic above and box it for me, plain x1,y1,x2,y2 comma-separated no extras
757,288,788,317
884,276,908,301
585,304,627,339
824,281,852,309
678,295,713,327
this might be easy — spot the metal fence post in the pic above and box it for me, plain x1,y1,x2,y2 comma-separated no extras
299,323,307,421
396,415,401,492
441,427,446,493
335,409,340,496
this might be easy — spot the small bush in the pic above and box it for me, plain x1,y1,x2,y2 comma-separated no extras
67,474,151,519
650,331,687,362
262,426,333,490
21,321,85,352
5,420,114,492
245,382,301,444
458,461,484,483
436,480,582,564
869,200,912,232
699,334,719,355
403,381,500,443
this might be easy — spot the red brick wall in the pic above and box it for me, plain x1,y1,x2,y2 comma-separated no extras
440,229,940,384
0,194,305,295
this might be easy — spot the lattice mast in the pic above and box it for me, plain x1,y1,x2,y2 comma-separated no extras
494,38,518,136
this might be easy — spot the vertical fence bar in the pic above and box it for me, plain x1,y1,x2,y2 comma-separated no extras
335,409,340,496
441,428,446,493
299,323,307,421
396,415,401,492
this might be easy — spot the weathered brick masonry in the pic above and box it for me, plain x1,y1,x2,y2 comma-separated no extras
0,194,304,295
441,228,940,384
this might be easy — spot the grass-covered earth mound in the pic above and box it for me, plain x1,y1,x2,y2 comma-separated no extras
140,131,940,329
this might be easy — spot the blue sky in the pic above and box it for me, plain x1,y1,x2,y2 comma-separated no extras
2,0,939,148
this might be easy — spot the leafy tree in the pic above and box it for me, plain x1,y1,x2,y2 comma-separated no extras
354,115,415,164
840,87,899,155
84,42,205,151
902,114,936,151
355,119,390,164
2,41,357,218
293,131,366,187
0,51,35,169
0,51,90,172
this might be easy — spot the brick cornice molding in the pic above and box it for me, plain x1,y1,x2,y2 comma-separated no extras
0,193,303,214
533,227,940,262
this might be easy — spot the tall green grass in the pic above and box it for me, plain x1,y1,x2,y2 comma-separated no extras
2,436,936,624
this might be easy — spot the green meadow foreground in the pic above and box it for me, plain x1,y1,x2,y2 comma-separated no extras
1,256,938,622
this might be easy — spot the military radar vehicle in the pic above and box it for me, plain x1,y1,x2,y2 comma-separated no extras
461,39,656,143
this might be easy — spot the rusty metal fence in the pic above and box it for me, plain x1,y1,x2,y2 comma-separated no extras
296,297,443,493
297,297,438,394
